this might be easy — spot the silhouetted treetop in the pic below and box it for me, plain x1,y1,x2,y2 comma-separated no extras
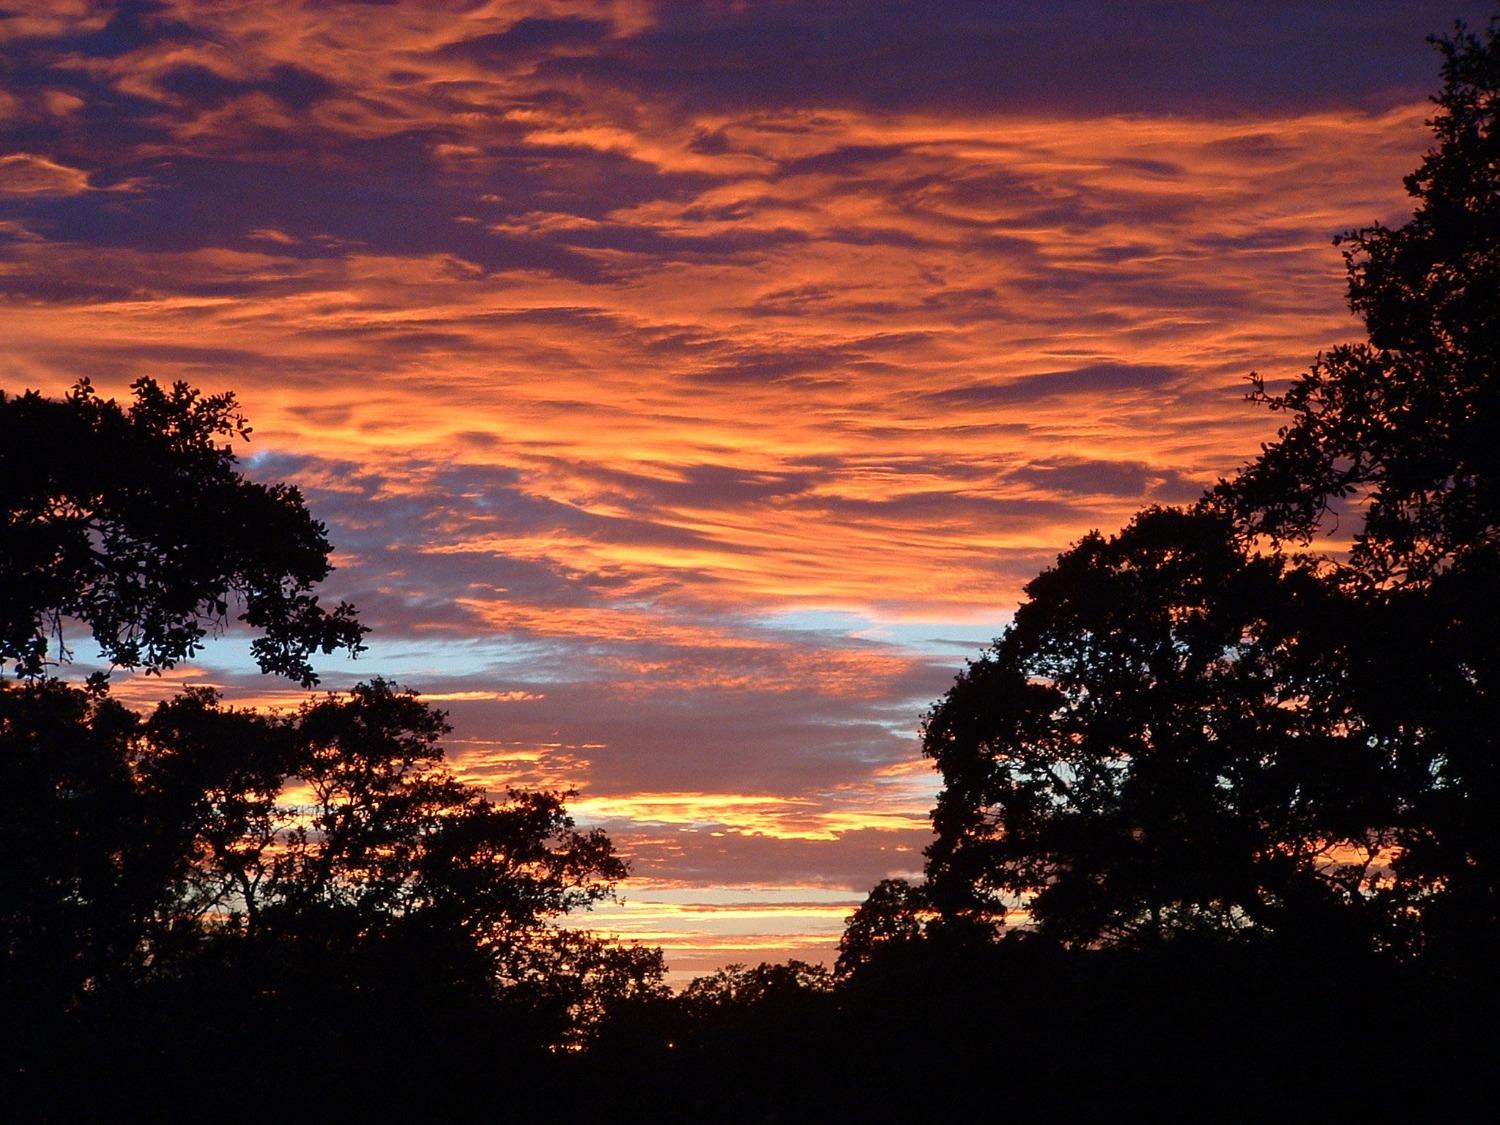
920,15,1500,960
1210,16,1500,957
2,676,646,1036
680,960,833,1015
0,374,668,1084
1216,17,1500,588
835,878,927,977
923,508,1387,946
0,377,365,684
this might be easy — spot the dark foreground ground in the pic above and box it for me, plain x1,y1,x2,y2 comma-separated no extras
8,936,1498,1123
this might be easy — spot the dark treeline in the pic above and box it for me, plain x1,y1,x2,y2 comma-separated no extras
0,383,666,1117
7,13,1500,1123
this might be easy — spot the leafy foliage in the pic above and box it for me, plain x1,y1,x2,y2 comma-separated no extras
924,508,1392,946
680,959,834,1014
835,878,928,976
1213,14,1500,956
1,677,651,1041
1220,20,1500,586
921,16,1500,960
0,377,662,1091
0,377,365,684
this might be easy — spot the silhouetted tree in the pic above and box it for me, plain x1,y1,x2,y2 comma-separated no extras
673,960,836,1082
0,379,662,1116
835,878,928,976
1,680,155,1012
1219,19,1500,581
923,507,1391,947
3,679,644,1022
1210,16,1500,960
921,15,1500,960
679,959,834,1014
0,377,364,684
506,927,671,1046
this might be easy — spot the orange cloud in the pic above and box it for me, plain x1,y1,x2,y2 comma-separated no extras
0,153,92,196
570,792,929,841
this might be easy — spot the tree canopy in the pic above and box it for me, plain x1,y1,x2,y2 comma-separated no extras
924,508,1389,947
0,377,365,684
1,379,663,1113
1,671,653,1032
922,15,1500,962
835,877,927,976
1219,20,1500,584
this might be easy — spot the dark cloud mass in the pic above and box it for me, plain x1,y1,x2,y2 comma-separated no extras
924,364,1183,407
529,1,1490,114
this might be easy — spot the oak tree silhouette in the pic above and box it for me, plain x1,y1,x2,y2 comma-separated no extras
0,377,365,685
1,677,649,1038
0,381,660,1115
1213,17,1500,960
923,507,1386,946
922,14,1500,960
835,877,927,976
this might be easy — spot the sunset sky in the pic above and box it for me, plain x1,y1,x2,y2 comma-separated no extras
2,0,1490,979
